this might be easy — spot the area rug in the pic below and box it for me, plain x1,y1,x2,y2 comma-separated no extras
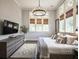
11,43,37,59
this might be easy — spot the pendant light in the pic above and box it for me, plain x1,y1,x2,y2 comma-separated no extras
32,0,46,16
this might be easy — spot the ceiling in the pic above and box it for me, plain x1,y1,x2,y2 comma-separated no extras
14,0,65,10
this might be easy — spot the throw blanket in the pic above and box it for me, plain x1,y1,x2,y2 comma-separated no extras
37,39,49,58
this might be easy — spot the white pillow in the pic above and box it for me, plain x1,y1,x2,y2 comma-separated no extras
72,40,78,45
51,34,54,39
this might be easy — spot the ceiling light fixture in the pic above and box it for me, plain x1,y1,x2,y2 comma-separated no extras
32,0,46,16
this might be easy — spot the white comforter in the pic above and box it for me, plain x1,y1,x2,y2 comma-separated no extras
39,37,77,54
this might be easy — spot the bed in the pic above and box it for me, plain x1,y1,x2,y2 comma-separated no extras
37,37,78,59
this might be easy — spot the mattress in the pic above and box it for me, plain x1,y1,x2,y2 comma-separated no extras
42,37,78,54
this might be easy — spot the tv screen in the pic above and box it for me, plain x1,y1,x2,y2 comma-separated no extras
3,20,19,35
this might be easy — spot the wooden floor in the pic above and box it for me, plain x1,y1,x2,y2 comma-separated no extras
8,58,33,59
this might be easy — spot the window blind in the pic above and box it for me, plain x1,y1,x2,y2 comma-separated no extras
37,19,42,24
66,9,73,18
30,19,35,24
60,14,64,20
43,19,48,24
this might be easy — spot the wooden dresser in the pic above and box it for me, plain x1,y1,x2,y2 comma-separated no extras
0,34,25,58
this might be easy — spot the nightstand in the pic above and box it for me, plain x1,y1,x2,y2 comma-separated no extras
73,48,78,59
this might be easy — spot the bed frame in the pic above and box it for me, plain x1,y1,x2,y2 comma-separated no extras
50,53,74,59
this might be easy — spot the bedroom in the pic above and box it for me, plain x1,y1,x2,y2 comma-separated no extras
0,0,78,59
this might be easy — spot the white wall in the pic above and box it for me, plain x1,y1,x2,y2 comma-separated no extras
0,0,22,33
22,10,56,39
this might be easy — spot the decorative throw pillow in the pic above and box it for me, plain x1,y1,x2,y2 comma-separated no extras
61,37,67,44
67,36,78,45
59,36,67,44
56,37,62,43
72,40,78,45
51,34,54,39
56,38,60,43
53,34,58,39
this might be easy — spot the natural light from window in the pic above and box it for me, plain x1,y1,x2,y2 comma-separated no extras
59,20,64,32
66,16,73,32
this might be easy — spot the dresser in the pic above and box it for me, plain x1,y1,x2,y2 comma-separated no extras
0,34,25,58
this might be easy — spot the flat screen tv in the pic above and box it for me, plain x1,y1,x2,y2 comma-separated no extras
3,20,19,35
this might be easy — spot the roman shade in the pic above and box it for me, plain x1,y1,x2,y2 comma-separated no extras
66,9,73,18
43,19,48,24
37,19,42,24
30,19,35,24
60,14,64,20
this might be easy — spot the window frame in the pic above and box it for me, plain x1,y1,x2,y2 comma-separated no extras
59,19,65,32
65,16,73,33
29,18,49,32
57,0,78,33
59,14,65,32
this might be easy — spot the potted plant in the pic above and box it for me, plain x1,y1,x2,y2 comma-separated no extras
20,25,28,39
20,25,28,33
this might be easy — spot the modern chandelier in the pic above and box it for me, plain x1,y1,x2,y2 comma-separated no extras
32,0,46,16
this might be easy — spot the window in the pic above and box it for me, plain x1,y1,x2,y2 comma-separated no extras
36,19,42,31
29,18,49,32
59,20,64,32
43,19,49,31
29,19,36,31
66,16,73,32
57,0,78,33
58,3,65,32
65,9,73,32
29,12,49,32
59,14,65,32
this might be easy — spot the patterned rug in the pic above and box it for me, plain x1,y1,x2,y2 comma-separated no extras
11,43,37,59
